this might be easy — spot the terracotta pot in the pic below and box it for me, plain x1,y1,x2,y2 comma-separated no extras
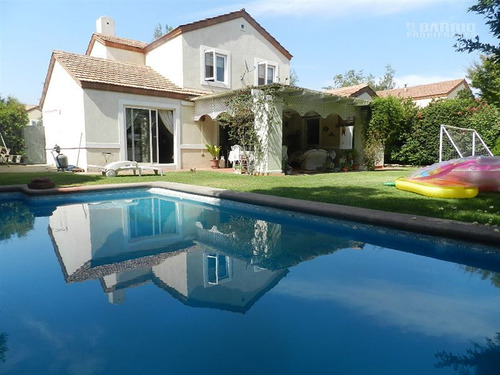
210,159,220,169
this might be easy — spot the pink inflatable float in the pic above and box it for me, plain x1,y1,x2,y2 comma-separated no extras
395,156,500,198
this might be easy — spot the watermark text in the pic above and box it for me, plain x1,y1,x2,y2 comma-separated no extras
406,22,476,38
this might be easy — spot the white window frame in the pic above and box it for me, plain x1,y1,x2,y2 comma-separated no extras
118,99,181,169
201,46,231,88
203,252,232,286
255,59,279,86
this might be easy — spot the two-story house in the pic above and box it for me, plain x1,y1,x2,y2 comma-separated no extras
40,9,368,173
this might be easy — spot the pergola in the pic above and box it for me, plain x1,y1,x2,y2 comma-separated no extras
192,84,371,174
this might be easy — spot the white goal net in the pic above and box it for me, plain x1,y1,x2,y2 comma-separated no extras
439,124,493,162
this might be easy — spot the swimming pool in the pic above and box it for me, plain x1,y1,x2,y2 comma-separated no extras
1,187,499,374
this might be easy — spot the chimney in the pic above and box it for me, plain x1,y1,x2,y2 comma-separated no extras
96,16,115,36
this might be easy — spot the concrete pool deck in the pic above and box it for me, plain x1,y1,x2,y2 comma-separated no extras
1,180,499,249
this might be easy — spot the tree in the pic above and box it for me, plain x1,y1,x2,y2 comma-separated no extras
455,0,500,61
435,333,500,374
0,202,35,241
289,68,299,86
0,96,28,155
324,64,396,91
152,23,174,41
468,55,500,106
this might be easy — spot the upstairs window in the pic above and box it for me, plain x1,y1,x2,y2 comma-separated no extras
257,61,277,85
203,48,228,85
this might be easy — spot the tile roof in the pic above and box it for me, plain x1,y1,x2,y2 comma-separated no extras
325,83,377,98
145,9,293,60
377,79,469,100
40,51,207,106
25,104,40,112
92,33,148,50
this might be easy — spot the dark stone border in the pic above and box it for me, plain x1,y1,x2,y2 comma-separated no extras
1,182,499,249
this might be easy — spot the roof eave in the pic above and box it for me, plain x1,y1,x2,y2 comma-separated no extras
144,9,292,60
80,81,201,100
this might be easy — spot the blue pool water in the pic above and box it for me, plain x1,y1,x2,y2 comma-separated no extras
1,188,499,375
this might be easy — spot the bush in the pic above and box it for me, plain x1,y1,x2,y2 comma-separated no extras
0,96,28,155
396,93,479,165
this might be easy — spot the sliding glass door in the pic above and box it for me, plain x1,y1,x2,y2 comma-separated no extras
126,108,174,164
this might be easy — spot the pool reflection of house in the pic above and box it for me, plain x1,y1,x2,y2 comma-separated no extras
49,197,288,312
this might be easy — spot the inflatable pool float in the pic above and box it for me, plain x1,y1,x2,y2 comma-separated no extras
395,177,478,198
396,156,500,198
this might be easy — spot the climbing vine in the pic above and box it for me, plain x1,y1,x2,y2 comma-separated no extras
217,86,281,174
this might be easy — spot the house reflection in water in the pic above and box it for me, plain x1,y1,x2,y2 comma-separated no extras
49,196,356,313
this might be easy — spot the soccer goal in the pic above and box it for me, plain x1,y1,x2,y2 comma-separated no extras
439,124,493,162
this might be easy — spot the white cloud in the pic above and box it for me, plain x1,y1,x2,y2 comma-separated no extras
244,0,452,18
275,277,499,342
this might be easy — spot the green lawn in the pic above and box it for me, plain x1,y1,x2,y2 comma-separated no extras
2,169,500,226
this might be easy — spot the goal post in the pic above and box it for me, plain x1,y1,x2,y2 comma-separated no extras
439,124,493,162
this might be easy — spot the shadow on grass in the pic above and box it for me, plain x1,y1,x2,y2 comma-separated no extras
248,185,500,225
0,172,106,186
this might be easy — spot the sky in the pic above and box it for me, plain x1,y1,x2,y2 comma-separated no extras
0,0,495,105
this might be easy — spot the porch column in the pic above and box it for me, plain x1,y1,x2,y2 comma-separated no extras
252,89,283,174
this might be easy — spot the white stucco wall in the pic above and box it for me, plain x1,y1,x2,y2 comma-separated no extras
82,89,185,168
50,204,92,277
89,41,144,65
145,36,184,87
42,61,86,167
151,17,290,92
88,41,107,59
355,92,375,102
106,46,145,65
448,83,468,99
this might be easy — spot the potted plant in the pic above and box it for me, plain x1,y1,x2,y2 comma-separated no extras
205,144,221,168
350,149,360,170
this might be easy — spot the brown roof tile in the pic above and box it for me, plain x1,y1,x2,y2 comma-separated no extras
86,33,147,55
325,83,377,98
40,51,206,107
377,79,469,100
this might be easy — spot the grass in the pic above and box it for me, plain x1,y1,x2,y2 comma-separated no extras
1,169,500,226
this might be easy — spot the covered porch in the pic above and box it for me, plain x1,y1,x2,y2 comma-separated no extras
192,84,371,174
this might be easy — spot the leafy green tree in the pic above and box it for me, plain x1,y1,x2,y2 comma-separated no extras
435,333,500,374
455,0,500,62
289,68,299,86
468,55,500,106
0,96,28,154
468,102,500,154
329,69,374,89
152,23,174,41
324,64,396,91
375,64,397,91
0,202,35,241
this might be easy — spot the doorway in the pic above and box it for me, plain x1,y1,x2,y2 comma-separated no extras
125,108,174,164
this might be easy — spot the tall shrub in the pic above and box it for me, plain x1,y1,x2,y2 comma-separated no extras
397,93,478,165
468,103,500,154
365,96,414,165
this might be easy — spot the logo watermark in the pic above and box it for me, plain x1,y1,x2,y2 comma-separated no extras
406,22,476,38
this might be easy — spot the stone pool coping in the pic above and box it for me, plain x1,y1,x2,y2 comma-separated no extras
1,181,499,249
